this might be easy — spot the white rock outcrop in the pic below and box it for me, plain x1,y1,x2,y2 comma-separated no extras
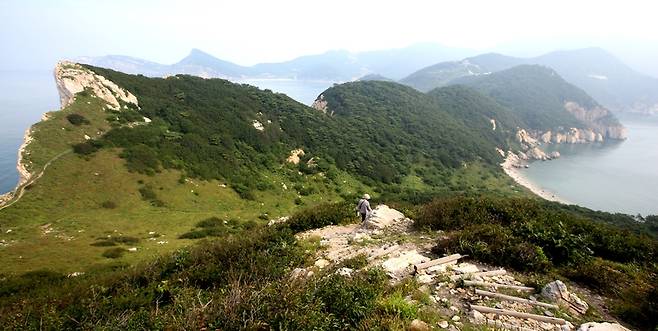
363,204,407,229
382,250,430,275
55,61,139,110
577,322,630,331
542,280,589,315
311,94,329,114
286,149,305,165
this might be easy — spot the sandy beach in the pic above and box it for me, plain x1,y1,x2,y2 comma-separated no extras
502,154,569,204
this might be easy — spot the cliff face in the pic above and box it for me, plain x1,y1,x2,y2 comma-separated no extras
563,102,627,140
55,61,139,110
2,63,140,206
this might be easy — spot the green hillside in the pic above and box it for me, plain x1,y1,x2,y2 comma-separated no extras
1,64,657,330
452,65,620,131
0,65,523,275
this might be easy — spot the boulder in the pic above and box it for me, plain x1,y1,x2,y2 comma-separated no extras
577,322,630,331
469,309,486,324
542,280,589,315
408,319,430,331
364,204,406,229
336,267,353,277
452,262,479,274
382,250,430,275
314,259,330,269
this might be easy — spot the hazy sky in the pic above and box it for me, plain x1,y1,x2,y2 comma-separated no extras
2,0,658,75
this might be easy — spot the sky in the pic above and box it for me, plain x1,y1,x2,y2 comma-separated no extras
1,0,658,75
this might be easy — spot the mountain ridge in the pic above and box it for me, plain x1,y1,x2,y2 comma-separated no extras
77,43,475,81
401,47,658,115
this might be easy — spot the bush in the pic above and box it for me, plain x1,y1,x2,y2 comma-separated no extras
196,217,223,228
66,113,89,126
315,268,388,327
420,195,658,329
121,144,160,175
286,202,355,232
73,140,102,155
101,200,117,209
102,247,127,259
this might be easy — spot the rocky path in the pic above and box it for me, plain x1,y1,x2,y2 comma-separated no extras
295,205,630,331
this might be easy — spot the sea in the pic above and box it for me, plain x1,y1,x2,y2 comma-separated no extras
519,114,658,216
1,70,657,216
0,70,60,194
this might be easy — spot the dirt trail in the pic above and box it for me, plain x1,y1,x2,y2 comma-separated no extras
0,149,71,211
295,205,628,331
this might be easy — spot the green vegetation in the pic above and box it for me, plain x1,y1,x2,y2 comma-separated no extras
417,195,658,328
1,63,655,329
453,65,620,130
0,220,426,330
65,113,90,126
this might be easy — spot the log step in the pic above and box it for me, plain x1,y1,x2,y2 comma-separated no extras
471,304,567,325
475,289,559,310
415,254,462,270
450,269,507,281
463,280,535,292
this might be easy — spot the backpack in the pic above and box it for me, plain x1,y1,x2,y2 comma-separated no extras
355,199,365,216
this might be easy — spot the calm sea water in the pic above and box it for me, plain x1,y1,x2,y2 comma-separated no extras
0,70,59,194
520,115,658,216
236,78,333,105
2,72,656,216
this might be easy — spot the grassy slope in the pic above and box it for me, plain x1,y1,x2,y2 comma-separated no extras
0,92,368,275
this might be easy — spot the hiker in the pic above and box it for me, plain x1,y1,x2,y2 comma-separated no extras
356,194,372,222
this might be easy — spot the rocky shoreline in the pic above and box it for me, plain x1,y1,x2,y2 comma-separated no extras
1,61,140,208
0,127,35,206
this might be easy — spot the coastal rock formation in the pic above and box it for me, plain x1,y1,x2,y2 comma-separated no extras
55,61,139,110
564,102,627,140
516,129,539,146
311,94,330,114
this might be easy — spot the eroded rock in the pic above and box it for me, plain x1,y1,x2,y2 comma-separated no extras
577,322,630,331
364,204,407,229
542,280,589,315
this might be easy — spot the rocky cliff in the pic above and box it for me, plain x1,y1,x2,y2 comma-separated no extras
55,61,139,110
1,63,140,208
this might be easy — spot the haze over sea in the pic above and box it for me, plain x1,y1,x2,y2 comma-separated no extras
0,72,656,216
0,70,59,194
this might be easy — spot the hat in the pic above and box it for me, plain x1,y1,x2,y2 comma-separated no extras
363,193,370,200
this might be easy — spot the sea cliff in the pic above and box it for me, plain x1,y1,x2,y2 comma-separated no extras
0,62,139,208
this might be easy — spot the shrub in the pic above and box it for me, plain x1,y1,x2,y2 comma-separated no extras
102,247,127,259
315,268,388,327
196,217,223,228
378,291,418,320
286,202,355,232
121,144,160,175
231,183,255,200
101,200,117,209
91,240,116,247
73,140,102,155
66,113,89,126
0,270,65,297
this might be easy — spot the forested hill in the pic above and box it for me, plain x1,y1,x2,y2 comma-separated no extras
451,65,622,132
84,66,519,189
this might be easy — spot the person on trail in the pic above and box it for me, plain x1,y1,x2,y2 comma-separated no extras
357,194,372,222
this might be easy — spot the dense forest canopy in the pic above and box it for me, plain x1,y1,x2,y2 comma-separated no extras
83,66,520,193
